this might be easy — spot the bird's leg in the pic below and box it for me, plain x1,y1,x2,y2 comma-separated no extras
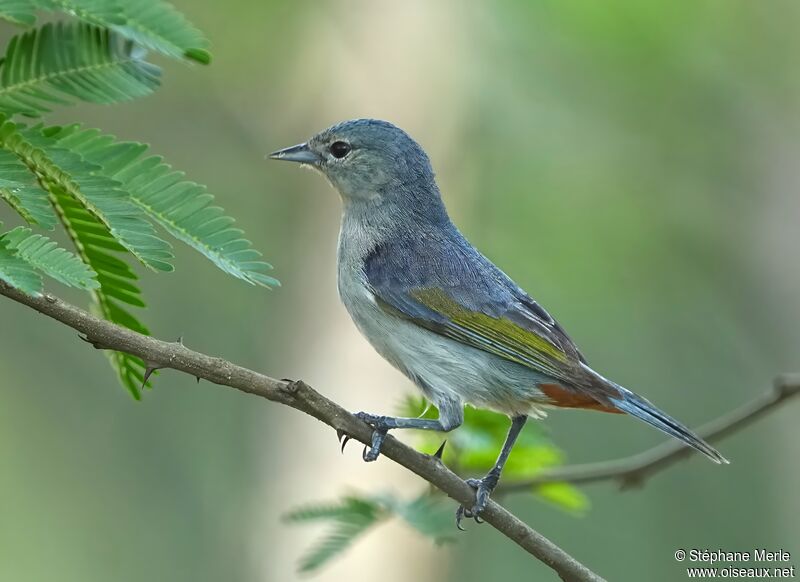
350,401,463,462
456,414,527,528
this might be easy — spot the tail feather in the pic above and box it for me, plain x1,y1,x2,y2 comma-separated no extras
610,387,729,464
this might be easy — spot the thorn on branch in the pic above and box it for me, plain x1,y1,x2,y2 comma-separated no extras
432,440,447,460
142,363,161,391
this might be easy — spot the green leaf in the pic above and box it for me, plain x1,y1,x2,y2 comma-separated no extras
399,394,557,473
47,125,278,287
285,496,383,572
0,119,174,272
0,225,99,289
297,520,376,573
397,394,586,513
0,0,37,26
0,149,57,228
284,495,383,524
0,232,41,294
109,0,211,64
287,492,459,573
49,185,152,398
534,482,590,515
35,0,126,25
501,443,564,477
0,21,161,117
34,0,211,63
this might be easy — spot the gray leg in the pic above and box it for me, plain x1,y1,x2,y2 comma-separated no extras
354,399,463,462
456,414,527,528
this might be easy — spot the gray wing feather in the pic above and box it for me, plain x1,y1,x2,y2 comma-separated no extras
362,228,587,368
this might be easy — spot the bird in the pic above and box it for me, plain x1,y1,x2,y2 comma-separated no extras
269,119,728,525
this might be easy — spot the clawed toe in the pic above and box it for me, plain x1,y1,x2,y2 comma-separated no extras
337,412,391,461
456,502,483,530
354,411,390,462
455,476,496,529
336,429,352,453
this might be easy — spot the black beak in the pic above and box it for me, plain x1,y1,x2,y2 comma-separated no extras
268,142,321,164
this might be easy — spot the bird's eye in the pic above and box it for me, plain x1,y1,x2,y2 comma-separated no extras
329,141,351,159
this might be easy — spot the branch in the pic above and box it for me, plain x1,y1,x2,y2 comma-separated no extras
0,282,604,582
499,374,800,494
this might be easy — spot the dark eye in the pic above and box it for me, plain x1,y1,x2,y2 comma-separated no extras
329,141,351,159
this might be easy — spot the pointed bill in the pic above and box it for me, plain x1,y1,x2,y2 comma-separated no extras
268,142,321,164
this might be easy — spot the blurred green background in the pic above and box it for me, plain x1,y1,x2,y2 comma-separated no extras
1,0,799,580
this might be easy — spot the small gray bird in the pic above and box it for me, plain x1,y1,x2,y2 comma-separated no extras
270,119,727,524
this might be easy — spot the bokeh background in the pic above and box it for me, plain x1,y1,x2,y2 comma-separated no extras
1,1,799,580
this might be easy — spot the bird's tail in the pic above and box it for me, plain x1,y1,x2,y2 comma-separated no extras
607,384,729,464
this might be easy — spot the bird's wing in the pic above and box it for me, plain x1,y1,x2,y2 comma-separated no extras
363,240,586,385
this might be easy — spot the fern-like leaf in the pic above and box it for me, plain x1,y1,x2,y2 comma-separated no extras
0,118,174,271
0,149,57,228
284,498,379,523
298,520,376,573
49,185,151,398
286,493,457,573
0,225,99,289
46,125,278,287
0,228,42,294
0,243,41,294
285,497,384,572
0,21,161,116
35,0,126,26
0,0,36,25
0,117,163,396
33,0,211,63
107,0,211,64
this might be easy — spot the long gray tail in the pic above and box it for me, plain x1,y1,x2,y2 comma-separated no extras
609,385,729,464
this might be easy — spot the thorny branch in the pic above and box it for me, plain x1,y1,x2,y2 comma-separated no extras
2,281,798,581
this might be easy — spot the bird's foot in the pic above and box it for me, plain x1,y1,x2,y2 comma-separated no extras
354,412,392,462
455,472,499,530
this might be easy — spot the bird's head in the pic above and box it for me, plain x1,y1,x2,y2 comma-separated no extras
269,119,440,208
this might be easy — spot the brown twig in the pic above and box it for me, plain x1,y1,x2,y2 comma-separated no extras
0,282,604,582
499,374,800,494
